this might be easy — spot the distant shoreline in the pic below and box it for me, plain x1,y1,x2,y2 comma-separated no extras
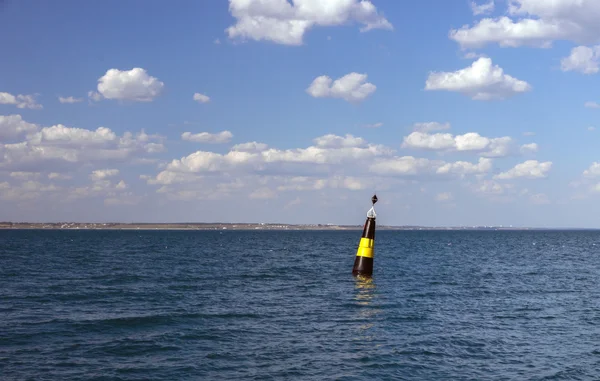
0,223,598,231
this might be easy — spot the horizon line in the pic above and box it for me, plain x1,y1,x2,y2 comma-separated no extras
0,221,599,230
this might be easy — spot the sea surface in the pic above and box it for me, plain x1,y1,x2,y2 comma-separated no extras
2,229,600,380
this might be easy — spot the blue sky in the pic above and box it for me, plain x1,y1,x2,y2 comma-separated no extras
1,0,600,227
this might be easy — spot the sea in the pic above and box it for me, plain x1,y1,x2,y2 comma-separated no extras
2,229,600,380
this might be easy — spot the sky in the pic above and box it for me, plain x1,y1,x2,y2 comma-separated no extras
1,0,600,227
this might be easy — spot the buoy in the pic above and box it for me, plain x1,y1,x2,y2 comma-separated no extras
352,194,378,277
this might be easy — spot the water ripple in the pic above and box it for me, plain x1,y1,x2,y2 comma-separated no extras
2,229,600,379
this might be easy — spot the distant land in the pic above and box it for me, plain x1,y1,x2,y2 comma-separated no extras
0,222,598,231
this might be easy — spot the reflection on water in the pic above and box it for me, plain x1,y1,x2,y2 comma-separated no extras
354,275,376,306
353,275,382,338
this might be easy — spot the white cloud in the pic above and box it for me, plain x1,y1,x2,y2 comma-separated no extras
0,92,42,110
0,180,61,202
363,122,383,128
523,131,536,136
313,134,365,148
115,180,127,190
276,176,368,192
449,0,600,49
402,131,514,157
90,169,119,181
58,96,83,104
1,116,164,172
10,171,40,180
0,115,38,141
28,125,118,146
182,131,233,144
193,93,210,103
160,136,391,179
369,156,492,178
585,101,600,108
104,192,141,206
91,68,164,102
475,179,511,195
232,142,269,152
88,91,103,102
249,187,277,199
48,172,72,180
425,58,531,100
412,122,451,132
436,157,493,176
583,162,600,177
462,52,488,60
520,143,538,154
225,0,393,46
147,134,403,194
494,160,552,179
561,45,600,74
435,192,453,202
471,1,494,16
369,156,435,176
307,72,376,103
588,126,596,131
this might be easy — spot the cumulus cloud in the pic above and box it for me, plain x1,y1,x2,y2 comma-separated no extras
435,157,493,176
471,1,494,16
402,131,515,157
0,180,61,202
520,143,538,154
561,45,600,74
276,175,368,192
412,122,451,132
0,92,42,110
494,160,552,179
249,187,277,199
425,58,531,100
368,156,435,176
193,93,210,103
313,134,365,148
0,116,165,172
58,96,83,104
474,179,511,195
0,115,38,141
231,142,269,152
449,0,600,49
10,172,40,180
48,172,72,180
182,131,233,144
583,162,600,178
90,68,164,102
90,169,119,181
225,0,393,46
369,156,492,178
307,72,376,103
159,136,391,180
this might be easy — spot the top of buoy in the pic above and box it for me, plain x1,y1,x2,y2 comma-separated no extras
371,194,378,205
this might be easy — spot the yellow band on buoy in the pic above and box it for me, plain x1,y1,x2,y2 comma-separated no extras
356,237,374,258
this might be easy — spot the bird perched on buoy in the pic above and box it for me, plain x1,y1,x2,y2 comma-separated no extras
352,195,378,277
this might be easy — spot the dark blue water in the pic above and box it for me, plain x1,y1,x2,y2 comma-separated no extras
2,230,600,380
